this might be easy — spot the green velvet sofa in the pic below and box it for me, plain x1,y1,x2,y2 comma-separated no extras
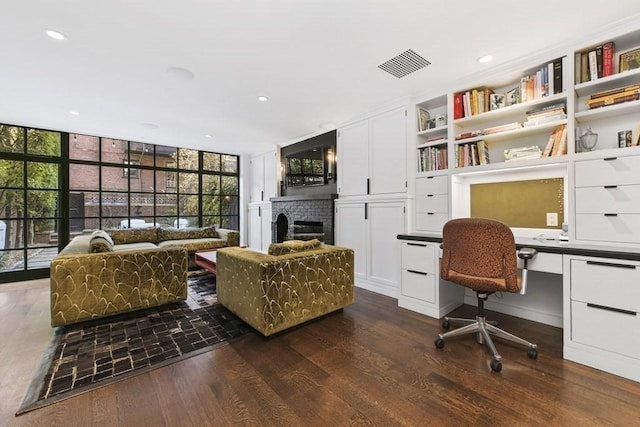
50,226,239,327
216,240,355,336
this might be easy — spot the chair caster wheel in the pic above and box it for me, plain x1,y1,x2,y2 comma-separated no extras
435,338,445,349
528,348,538,359
490,359,502,372
442,320,450,329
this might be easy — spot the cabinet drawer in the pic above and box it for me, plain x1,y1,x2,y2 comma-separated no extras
575,155,640,187
416,175,448,195
416,213,449,232
571,301,640,360
517,252,562,274
415,194,448,213
401,242,435,272
571,258,640,312
401,269,436,303
575,185,640,213
575,214,640,244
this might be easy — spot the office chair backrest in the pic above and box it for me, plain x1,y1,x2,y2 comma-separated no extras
441,218,519,293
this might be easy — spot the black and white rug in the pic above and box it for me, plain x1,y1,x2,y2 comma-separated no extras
17,272,253,415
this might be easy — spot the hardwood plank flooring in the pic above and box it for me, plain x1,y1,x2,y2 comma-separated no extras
2,279,640,426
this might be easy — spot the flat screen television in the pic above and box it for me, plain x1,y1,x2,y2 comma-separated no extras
285,148,326,187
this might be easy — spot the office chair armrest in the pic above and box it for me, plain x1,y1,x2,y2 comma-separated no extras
517,248,537,295
518,247,537,260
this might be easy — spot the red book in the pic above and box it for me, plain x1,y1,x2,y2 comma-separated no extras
602,42,614,77
454,93,464,119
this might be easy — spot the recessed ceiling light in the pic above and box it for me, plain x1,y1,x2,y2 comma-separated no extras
204,134,212,138
69,111,79,116
257,96,269,102
166,67,195,81
477,55,493,64
45,29,66,40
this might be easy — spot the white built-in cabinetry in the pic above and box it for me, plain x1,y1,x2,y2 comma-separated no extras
335,200,405,297
338,106,407,196
399,241,463,317
415,175,449,233
247,150,277,251
563,254,640,382
247,203,272,252
249,151,277,203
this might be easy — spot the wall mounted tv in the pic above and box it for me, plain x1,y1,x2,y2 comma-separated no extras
282,130,336,188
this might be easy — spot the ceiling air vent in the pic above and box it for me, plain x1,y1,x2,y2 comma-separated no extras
378,49,431,78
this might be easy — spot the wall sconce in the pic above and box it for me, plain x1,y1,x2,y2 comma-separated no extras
326,148,335,180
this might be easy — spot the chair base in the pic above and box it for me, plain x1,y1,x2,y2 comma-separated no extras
435,295,538,371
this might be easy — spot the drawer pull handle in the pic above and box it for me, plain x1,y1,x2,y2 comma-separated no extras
407,269,428,276
427,176,434,179
587,303,636,316
407,243,427,247
603,157,617,161
604,185,618,189
603,213,618,217
427,194,434,197
586,260,636,269
427,212,434,215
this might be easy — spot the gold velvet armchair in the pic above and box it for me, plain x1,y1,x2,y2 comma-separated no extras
434,218,538,372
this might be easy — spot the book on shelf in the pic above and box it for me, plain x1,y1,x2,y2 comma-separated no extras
455,140,489,167
581,53,589,83
524,114,567,127
553,57,563,94
526,102,566,117
418,146,448,172
588,50,598,82
453,93,464,119
425,135,447,143
550,125,568,156
587,92,640,109
589,84,640,100
455,130,484,140
483,122,522,135
602,42,615,77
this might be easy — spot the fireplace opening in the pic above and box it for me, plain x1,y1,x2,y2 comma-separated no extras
275,214,288,243
293,220,324,242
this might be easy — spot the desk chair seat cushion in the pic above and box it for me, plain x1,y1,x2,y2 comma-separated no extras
441,218,520,293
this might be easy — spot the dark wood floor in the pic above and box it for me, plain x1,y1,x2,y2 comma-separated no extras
2,279,640,426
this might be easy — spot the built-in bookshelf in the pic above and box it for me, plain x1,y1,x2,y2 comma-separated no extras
415,94,448,173
573,29,640,152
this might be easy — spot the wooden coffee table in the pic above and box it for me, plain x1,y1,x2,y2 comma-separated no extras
194,250,217,275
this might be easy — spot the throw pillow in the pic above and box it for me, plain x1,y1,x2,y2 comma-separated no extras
90,229,114,246
89,236,114,253
157,226,218,241
268,239,322,256
109,227,159,244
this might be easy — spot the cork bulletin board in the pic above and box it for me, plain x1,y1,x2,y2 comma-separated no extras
470,178,564,229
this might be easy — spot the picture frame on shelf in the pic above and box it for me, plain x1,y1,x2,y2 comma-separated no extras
417,107,430,132
490,93,506,111
619,47,640,72
505,87,520,106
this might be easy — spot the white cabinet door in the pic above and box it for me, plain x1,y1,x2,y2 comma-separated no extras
260,204,272,253
338,121,369,196
263,151,278,201
247,204,262,250
367,202,405,288
335,203,367,279
369,108,407,195
249,150,278,202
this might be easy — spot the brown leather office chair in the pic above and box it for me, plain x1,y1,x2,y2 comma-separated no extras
434,218,538,372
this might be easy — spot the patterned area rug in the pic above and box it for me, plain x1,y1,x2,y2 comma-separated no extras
17,272,253,415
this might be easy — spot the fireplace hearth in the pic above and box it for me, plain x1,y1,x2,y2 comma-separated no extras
271,194,337,244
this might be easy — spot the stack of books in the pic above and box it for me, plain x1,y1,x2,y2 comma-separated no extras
504,146,542,162
456,140,490,167
455,130,484,140
524,103,567,127
586,85,640,109
483,122,522,135
418,146,448,172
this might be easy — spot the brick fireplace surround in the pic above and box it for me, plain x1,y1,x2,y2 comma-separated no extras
270,194,337,245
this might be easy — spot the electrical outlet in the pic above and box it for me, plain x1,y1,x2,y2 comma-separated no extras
546,212,558,227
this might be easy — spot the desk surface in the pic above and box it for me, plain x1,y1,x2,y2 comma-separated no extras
398,233,640,262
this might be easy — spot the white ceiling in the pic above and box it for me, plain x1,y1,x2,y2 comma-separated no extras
2,1,640,155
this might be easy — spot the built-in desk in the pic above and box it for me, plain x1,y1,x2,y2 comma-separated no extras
397,233,640,383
